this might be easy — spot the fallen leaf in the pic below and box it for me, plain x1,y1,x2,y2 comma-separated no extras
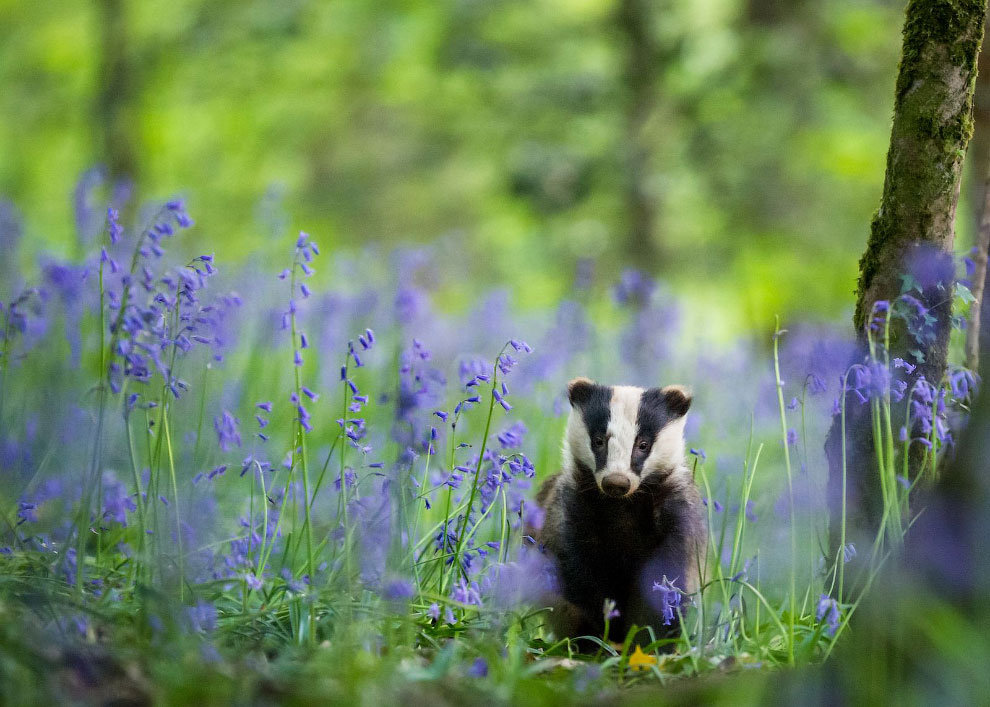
628,645,658,672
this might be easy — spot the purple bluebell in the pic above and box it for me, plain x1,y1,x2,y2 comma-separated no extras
745,500,758,523
214,411,242,452
467,658,489,678
816,594,841,636
613,269,656,307
497,421,527,449
651,576,683,625
383,579,415,601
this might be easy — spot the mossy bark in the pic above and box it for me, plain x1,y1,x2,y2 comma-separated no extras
826,0,987,551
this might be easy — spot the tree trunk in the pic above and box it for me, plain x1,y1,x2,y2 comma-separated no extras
980,211,990,357
825,0,986,546
966,173,990,368
96,0,138,184
965,10,990,370
616,0,663,268
966,12,990,222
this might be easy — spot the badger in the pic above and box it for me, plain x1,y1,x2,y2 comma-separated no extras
531,377,706,644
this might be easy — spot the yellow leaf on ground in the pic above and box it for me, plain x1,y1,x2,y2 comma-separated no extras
628,645,658,672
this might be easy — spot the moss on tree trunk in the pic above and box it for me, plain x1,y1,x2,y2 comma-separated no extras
827,0,986,550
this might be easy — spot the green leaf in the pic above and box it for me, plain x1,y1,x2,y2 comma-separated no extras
899,273,920,295
955,283,976,305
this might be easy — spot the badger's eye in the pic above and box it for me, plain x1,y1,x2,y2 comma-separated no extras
637,439,649,452
592,436,605,448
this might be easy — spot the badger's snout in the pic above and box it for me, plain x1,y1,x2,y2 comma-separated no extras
600,473,632,497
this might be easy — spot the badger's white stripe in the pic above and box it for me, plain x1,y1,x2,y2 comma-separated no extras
643,415,687,477
604,386,642,483
563,408,595,474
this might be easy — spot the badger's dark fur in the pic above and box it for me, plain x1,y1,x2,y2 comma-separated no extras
530,378,706,643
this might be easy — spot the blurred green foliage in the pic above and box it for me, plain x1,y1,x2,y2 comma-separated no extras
0,0,927,328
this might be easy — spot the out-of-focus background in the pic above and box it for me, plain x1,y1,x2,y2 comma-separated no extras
2,0,960,333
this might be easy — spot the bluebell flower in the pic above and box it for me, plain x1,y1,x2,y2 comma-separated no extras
702,498,724,513
612,269,657,307
523,503,545,531
808,374,827,395
107,206,123,244
948,367,977,401
16,501,38,525
816,594,841,636
603,598,620,621
497,353,517,375
208,465,227,480
451,578,482,607
651,576,683,625
492,388,512,411
467,657,489,678
745,500,758,523
893,357,916,374
497,421,527,449
246,573,263,591
383,579,415,601
214,411,242,452
187,601,217,633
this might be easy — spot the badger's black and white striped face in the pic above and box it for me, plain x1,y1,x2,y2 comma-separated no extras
563,378,691,497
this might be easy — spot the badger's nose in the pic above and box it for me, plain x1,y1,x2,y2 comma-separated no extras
601,473,631,497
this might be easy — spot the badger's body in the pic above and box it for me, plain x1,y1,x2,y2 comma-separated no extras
532,378,706,642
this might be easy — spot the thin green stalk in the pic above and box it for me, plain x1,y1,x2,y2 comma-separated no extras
436,409,463,596
450,347,507,588
410,432,437,593
124,410,147,582
308,436,341,511
838,369,850,601
338,358,352,587
161,410,184,601
772,317,796,665
499,482,510,564
288,265,315,629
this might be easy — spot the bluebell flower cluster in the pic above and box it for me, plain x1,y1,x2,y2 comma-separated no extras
651,576,683,626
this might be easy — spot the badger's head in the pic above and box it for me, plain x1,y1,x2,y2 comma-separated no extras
562,377,691,498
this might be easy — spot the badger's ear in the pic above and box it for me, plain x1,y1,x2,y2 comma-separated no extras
567,377,596,407
661,384,692,418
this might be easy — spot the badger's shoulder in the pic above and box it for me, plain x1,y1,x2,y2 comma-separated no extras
535,471,563,507
530,471,571,553
642,463,707,592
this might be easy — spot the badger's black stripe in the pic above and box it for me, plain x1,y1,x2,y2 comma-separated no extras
632,388,686,475
574,383,612,472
